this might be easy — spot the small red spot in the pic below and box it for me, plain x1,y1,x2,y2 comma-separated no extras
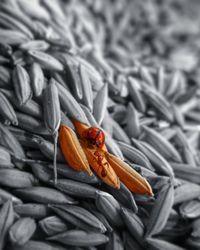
101,168,107,177
94,150,104,165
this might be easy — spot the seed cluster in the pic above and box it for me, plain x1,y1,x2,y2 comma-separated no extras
0,0,200,250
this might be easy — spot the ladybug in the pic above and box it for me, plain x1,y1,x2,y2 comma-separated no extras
84,127,105,148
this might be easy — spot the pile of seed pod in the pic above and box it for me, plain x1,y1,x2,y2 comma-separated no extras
0,0,200,249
